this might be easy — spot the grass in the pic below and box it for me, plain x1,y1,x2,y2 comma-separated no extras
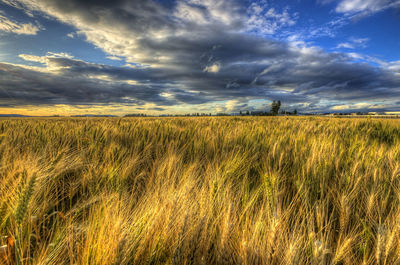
0,116,400,264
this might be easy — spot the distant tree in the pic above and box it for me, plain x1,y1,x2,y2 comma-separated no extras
239,110,242,115
124,113,147,117
271,100,281,115
246,110,250,115
294,109,298,115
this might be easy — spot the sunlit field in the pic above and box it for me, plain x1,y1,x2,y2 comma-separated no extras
1,117,400,264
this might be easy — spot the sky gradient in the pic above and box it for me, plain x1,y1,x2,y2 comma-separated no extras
0,0,400,115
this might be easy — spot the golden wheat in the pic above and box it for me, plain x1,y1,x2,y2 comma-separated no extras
0,117,399,264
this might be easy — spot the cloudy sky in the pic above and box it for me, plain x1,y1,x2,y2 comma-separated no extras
0,0,400,115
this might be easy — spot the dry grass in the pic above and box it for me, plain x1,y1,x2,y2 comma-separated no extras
0,116,400,264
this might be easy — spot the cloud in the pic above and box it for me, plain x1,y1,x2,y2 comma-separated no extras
247,2,298,35
331,102,381,110
336,0,400,15
0,12,41,35
18,54,47,63
66,32,75,38
203,62,221,73
337,43,354,49
337,37,369,49
0,60,173,107
0,52,214,106
0,0,400,113
107,56,123,61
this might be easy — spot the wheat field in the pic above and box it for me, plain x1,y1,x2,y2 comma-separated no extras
1,117,400,264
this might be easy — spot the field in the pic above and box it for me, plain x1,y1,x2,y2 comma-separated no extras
1,117,400,264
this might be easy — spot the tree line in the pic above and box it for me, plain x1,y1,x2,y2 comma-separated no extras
124,101,297,117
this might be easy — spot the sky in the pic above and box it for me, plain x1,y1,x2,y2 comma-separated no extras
0,0,400,116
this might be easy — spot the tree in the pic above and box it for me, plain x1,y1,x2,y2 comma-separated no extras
294,109,297,115
271,100,281,115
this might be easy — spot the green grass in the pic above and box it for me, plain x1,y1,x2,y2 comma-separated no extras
0,116,400,264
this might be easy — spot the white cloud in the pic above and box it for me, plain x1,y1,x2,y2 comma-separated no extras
107,56,123,61
337,43,354,49
337,37,369,49
247,2,298,35
336,0,400,14
46,52,74,59
385,61,400,74
351,37,369,45
67,32,75,38
0,13,41,35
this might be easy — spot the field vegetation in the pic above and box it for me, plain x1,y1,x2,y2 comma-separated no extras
1,117,400,264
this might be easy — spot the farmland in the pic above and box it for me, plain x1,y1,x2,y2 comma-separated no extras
1,117,400,264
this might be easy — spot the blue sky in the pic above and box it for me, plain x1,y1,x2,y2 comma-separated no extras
0,0,399,115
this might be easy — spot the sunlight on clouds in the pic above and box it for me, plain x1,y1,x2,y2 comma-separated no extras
81,28,172,66
107,56,123,61
19,52,74,63
1,0,242,66
87,74,113,81
331,102,383,110
17,52,74,72
125,80,138,85
160,92,174,99
18,54,47,63
225,100,240,112
0,12,41,35
0,104,167,116
271,86,294,92
203,62,221,73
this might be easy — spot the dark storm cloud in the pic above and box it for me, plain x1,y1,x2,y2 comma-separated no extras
149,107,165,111
0,62,175,106
1,0,400,111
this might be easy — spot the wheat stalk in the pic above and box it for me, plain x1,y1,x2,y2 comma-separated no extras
15,173,36,265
